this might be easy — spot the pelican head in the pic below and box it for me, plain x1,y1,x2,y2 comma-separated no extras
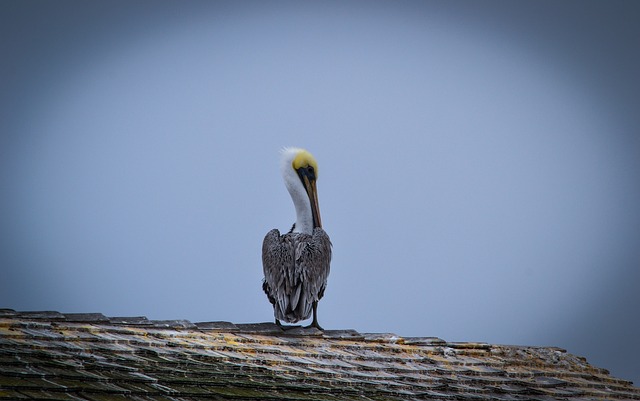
280,147,322,234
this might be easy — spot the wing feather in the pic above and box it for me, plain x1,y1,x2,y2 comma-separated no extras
262,227,332,323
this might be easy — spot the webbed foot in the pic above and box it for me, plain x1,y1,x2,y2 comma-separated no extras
305,321,323,330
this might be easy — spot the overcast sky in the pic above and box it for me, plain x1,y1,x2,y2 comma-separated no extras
1,0,639,385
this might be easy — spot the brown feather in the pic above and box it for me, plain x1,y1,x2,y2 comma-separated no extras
262,227,331,323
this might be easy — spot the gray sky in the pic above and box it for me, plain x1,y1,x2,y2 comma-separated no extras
1,0,639,384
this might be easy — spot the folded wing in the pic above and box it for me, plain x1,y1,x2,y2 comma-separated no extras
262,228,331,323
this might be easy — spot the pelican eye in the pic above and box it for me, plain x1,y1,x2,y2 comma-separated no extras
304,165,317,180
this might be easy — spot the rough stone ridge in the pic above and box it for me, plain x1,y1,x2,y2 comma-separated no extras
0,309,638,400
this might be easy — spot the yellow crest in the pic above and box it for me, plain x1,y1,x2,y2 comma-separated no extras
292,149,319,176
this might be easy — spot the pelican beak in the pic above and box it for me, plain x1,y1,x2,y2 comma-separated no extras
297,167,322,229
303,176,322,229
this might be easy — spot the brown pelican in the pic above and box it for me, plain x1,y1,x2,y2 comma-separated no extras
262,147,332,330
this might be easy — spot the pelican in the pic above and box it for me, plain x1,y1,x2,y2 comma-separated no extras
262,147,332,330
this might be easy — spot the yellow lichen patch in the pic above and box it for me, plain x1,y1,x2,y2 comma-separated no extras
117,326,150,337
0,326,22,338
0,319,16,328
241,334,279,346
220,333,244,347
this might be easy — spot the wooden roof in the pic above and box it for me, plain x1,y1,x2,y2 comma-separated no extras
1,309,638,400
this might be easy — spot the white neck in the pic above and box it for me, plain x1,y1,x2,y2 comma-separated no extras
281,149,314,234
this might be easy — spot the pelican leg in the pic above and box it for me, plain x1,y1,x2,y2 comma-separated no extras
306,301,323,330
